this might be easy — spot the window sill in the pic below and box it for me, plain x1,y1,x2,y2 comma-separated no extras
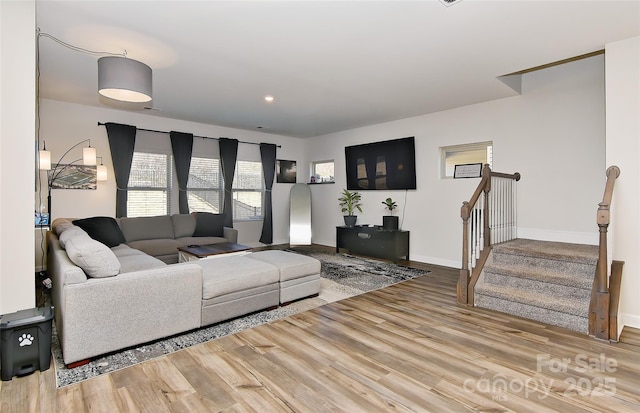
233,218,264,223
307,181,335,185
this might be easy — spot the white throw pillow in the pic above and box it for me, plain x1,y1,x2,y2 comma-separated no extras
64,235,121,278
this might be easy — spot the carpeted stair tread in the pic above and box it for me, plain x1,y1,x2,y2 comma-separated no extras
483,262,593,290
474,282,588,317
493,238,598,265
475,238,594,333
474,294,588,333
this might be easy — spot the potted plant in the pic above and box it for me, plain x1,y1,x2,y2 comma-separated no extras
382,197,399,230
338,188,362,227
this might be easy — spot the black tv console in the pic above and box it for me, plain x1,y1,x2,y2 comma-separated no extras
336,225,410,261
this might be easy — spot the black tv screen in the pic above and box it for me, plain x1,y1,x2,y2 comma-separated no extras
345,137,417,190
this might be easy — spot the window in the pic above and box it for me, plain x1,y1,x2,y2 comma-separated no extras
187,157,222,213
440,141,493,178
127,152,172,217
232,160,264,220
311,160,334,183
126,152,263,220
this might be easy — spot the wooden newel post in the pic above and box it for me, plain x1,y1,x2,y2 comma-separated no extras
458,201,471,304
593,202,611,339
591,166,619,340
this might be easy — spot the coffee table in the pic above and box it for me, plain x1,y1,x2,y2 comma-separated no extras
177,242,252,263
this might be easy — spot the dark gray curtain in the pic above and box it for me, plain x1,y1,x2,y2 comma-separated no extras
170,131,194,214
219,138,238,228
259,143,277,244
105,122,137,217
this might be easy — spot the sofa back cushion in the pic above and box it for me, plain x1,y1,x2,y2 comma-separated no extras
192,212,226,237
52,219,76,236
64,235,121,278
171,214,196,238
58,226,89,249
73,216,127,247
119,215,175,242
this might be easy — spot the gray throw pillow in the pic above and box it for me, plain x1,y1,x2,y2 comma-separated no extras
64,235,121,278
58,227,89,249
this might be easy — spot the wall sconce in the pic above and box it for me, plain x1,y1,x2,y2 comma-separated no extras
39,139,101,219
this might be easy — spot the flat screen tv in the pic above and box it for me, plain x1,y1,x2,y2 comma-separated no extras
345,137,417,190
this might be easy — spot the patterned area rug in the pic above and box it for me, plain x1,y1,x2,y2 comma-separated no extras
53,250,428,387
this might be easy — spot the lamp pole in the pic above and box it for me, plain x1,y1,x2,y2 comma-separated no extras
42,139,93,220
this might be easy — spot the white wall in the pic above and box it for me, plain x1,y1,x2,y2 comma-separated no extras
306,55,606,267
38,99,306,246
605,36,640,331
0,0,36,314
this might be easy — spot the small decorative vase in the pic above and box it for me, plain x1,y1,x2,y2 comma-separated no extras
382,216,399,231
343,215,357,228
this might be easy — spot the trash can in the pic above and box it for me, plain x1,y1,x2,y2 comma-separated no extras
0,306,54,381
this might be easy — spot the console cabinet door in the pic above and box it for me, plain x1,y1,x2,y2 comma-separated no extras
336,226,409,261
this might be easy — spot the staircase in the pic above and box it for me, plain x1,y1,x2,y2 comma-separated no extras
474,239,598,333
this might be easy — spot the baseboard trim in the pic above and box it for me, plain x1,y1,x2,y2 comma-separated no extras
620,313,640,330
517,228,598,245
409,254,458,268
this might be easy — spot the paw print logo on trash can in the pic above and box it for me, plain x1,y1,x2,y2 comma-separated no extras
18,333,34,347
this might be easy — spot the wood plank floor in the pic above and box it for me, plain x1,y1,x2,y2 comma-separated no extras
2,250,639,412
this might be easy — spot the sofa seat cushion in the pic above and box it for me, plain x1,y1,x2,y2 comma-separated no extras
247,250,321,282
184,256,279,300
118,254,167,273
109,244,167,272
126,239,181,258
119,215,174,242
110,244,144,258
64,235,121,278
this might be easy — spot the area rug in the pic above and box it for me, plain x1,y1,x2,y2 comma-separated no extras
52,250,428,387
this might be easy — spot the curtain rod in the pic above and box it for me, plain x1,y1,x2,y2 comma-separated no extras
97,122,281,148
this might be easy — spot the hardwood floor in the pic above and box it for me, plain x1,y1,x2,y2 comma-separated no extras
2,249,639,412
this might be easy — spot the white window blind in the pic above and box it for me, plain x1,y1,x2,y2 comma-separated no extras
232,160,264,220
127,152,172,217
187,157,222,213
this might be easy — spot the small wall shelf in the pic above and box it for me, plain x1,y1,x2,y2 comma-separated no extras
307,182,335,185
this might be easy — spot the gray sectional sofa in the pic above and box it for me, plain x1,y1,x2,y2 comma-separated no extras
47,213,321,366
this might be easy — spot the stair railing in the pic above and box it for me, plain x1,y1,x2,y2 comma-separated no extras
458,165,521,305
589,166,622,341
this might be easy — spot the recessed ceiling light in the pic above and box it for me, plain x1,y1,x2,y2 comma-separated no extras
264,95,275,103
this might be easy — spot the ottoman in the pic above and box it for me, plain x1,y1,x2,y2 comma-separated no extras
247,250,321,304
183,256,280,326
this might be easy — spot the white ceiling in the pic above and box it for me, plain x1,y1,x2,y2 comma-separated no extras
35,1,640,138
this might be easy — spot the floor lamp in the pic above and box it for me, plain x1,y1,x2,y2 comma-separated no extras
38,139,106,220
